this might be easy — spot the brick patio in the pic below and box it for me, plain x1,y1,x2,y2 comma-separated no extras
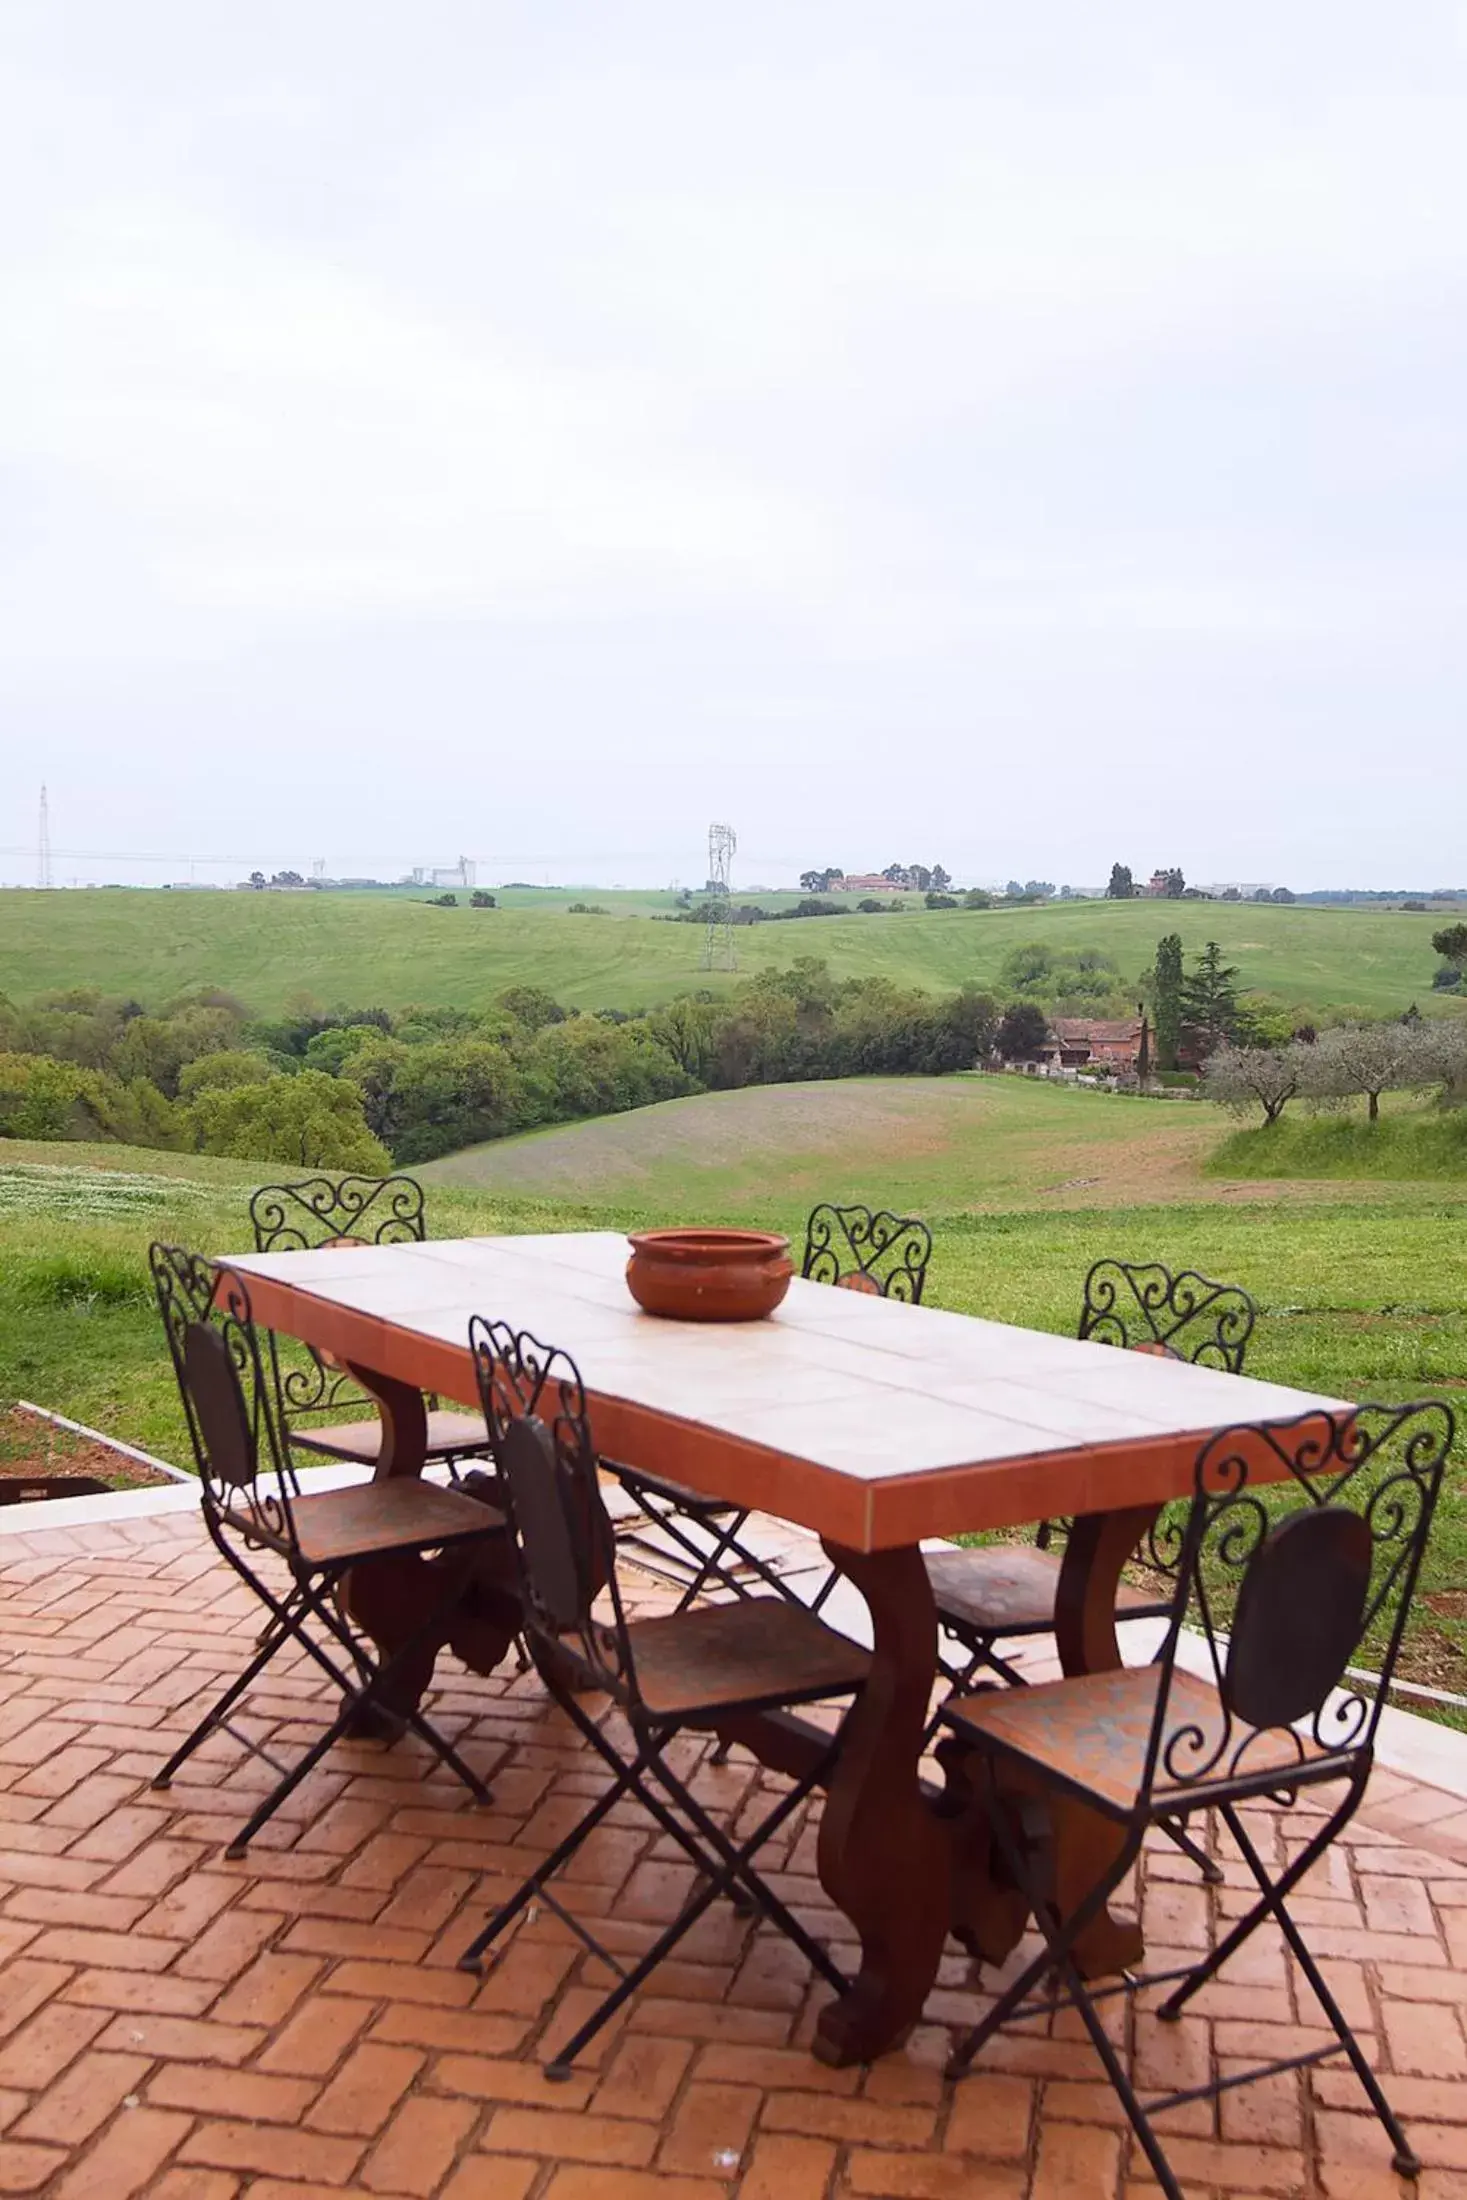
4,1512,1467,2200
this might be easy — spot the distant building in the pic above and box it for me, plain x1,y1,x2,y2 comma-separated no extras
1040,1015,1149,1075
836,873,904,893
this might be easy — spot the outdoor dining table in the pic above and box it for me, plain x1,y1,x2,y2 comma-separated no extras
222,1227,1344,2066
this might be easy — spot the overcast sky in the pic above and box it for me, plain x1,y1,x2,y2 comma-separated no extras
2,2,1465,891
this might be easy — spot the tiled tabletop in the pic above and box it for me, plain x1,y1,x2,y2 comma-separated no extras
226,1232,1348,1551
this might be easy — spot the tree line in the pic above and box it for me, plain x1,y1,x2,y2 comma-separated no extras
0,967,1003,1171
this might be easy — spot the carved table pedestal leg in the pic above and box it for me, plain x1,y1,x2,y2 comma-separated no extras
811,1540,951,2067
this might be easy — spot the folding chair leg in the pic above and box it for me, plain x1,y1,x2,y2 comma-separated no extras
1157,1780,1363,2022
946,1781,1140,2075
211,1559,495,1857
151,1588,307,1789
951,1784,1183,2199
1049,1937,1183,2200
1218,1800,1418,2176
1157,1812,1223,1884
673,1508,762,1611
458,1746,650,1971
399,1701,492,1805
547,1744,848,2080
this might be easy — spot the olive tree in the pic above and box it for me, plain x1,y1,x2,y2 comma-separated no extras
1412,1017,1467,1105
1299,1020,1439,1121
1201,1041,1306,1126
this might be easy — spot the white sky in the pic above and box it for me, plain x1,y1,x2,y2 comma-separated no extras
2,1,1465,890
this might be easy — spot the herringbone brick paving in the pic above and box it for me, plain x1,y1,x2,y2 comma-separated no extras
4,1514,1467,2198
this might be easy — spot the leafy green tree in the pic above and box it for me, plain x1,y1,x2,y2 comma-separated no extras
184,1070,389,1169
1161,867,1185,899
996,1001,1051,1059
944,987,1001,1063
963,888,992,910
646,996,722,1081
387,1041,530,1162
340,1035,412,1144
469,890,497,908
1106,863,1134,899
0,1053,96,1139
496,986,568,1033
1432,923,1467,969
527,1019,694,1123
1152,933,1184,1070
302,1024,387,1076
1180,942,1249,1056
177,1050,274,1097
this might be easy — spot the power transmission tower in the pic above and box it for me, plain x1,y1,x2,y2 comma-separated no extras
37,786,52,889
703,822,737,971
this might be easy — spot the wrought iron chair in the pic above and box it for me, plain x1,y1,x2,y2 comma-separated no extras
610,1202,933,1606
924,1260,1258,1878
458,1316,870,2077
926,1260,1258,1683
938,1399,1453,2198
250,1175,492,1473
149,1244,504,1856
800,1202,933,1300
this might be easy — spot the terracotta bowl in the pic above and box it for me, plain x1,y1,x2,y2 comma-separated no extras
625,1228,793,1322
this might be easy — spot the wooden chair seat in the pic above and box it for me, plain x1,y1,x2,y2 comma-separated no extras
944,1663,1317,1820
925,1544,1169,1638
284,1478,507,1567
292,1408,492,1465
619,1598,869,1721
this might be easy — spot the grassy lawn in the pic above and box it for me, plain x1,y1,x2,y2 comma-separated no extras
0,886,1457,1019
3,1088,1465,1697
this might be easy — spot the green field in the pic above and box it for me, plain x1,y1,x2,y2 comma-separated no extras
0,887,1455,1020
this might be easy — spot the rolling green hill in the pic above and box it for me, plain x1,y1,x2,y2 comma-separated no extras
0,887,1453,1020
419,1072,1229,1215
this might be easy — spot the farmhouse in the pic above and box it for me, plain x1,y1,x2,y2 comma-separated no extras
836,872,905,892
1040,1013,1149,1074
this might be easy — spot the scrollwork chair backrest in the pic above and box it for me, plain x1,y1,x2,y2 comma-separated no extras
1078,1258,1256,1372
801,1204,932,1303
1139,1401,1453,1811
249,1174,427,1254
468,1317,635,1707
249,1175,427,1429
149,1243,297,1544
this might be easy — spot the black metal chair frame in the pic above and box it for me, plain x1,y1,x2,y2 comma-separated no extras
149,1243,500,1856
800,1202,933,1301
459,1316,868,2078
940,1399,1454,2197
927,1259,1260,1879
609,1202,933,1612
250,1175,491,1474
